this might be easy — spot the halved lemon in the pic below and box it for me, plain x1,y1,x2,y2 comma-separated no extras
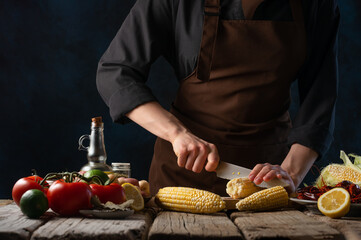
121,183,144,211
317,187,351,218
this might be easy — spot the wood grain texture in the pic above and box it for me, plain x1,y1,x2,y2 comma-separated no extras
231,210,344,240
304,210,361,240
0,203,53,240
31,210,154,240
0,199,13,206
148,211,241,240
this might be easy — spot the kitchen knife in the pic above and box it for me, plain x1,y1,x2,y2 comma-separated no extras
216,161,289,188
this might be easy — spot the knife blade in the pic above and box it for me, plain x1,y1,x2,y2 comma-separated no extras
216,161,289,188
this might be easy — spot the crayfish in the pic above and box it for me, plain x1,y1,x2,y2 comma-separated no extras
297,180,361,203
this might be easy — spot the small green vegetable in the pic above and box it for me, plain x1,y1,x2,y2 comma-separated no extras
84,169,109,185
20,189,48,219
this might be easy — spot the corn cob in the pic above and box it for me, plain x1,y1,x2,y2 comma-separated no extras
155,187,226,213
236,186,288,211
315,151,361,187
226,177,264,199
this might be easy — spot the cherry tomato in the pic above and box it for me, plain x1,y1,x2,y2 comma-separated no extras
47,180,92,216
12,176,48,206
90,183,126,204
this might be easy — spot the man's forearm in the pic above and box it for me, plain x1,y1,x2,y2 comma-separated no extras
125,101,220,172
281,143,319,188
125,101,187,142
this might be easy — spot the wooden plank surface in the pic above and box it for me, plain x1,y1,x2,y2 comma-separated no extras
304,210,361,240
231,210,343,240
0,199,13,206
31,209,155,240
148,211,241,240
0,202,156,240
0,203,53,240
2,201,357,240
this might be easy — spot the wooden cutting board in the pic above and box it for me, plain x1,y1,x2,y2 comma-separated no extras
147,196,240,210
222,197,240,210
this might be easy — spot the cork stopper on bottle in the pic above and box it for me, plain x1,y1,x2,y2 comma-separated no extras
91,116,103,127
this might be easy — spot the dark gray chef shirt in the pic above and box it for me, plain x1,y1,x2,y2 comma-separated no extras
96,0,340,157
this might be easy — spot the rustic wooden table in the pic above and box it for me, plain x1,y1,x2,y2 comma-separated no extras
1,199,361,240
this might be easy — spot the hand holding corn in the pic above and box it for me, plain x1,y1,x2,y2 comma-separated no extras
249,163,296,193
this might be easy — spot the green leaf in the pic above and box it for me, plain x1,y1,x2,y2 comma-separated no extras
340,150,361,171
349,153,361,168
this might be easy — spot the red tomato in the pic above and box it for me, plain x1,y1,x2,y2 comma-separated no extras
12,176,48,206
90,183,126,204
47,180,92,216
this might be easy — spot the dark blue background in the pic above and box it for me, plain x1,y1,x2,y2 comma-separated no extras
1,0,360,198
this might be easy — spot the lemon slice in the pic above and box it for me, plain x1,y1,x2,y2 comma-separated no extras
121,183,144,211
317,187,351,218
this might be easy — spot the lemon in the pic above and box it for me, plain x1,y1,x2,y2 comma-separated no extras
317,187,351,218
121,183,144,211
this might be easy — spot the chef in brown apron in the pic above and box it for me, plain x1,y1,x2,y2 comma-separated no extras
97,0,338,196
142,0,316,196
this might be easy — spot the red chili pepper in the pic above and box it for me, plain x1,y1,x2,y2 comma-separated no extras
89,183,126,204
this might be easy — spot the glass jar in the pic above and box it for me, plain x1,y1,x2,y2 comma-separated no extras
111,162,131,178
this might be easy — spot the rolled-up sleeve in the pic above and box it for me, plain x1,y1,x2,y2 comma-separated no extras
96,0,172,124
288,0,340,157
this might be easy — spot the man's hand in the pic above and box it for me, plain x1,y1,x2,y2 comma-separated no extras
125,101,220,173
248,144,318,194
248,163,296,193
172,131,219,173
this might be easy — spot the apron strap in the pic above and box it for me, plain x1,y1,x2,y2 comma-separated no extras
196,0,220,81
242,0,264,20
289,0,304,23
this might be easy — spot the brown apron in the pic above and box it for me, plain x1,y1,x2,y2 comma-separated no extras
149,0,306,196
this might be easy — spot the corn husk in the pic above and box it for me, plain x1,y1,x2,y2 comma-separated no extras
314,150,361,187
